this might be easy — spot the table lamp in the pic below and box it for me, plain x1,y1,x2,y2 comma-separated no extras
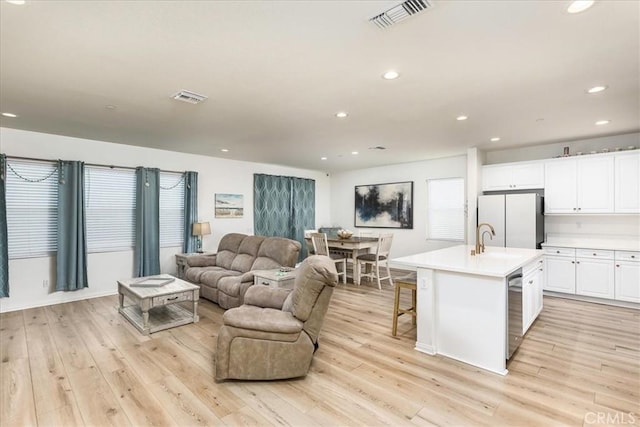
192,222,211,253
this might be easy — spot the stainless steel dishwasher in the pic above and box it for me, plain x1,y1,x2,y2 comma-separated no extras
506,269,523,360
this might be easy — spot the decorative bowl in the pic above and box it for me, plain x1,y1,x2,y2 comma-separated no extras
337,229,353,239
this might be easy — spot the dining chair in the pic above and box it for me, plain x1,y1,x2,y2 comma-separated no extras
356,233,394,290
304,229,318,257
310,233,347,284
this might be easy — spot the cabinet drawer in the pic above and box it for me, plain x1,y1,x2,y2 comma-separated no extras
544,247,575,257
152,291,192,306
576,249,614,260
615,251,640,262
523,257,544,276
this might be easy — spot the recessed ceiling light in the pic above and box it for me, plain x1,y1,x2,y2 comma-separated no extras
595,120,610,126
335,112,348,118
1,112,18,118
351,151,359,155
567,1,594,14
456,115,468,121
382,70,400,80
490,137,501,142
5,0,26,5
321,157,327,160
220,148,229,152
586,85,607,94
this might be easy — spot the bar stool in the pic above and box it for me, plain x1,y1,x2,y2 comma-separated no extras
392,279,417,336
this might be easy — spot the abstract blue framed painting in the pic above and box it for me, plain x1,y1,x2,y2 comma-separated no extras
354,181,413,229
215,193,244,218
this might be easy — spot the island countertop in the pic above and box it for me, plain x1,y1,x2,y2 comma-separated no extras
391,245,544,278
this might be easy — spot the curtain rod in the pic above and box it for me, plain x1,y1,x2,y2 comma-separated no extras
3,154,186,175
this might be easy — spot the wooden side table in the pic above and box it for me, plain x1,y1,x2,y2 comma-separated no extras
117,274,200,335
253,269,297,289
175,252,213,279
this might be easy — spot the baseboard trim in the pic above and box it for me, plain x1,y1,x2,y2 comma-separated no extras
0,290,119,313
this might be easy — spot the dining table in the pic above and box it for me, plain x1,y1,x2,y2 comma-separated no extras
306,235,379,285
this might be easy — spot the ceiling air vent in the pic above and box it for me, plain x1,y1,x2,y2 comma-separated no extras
171,90,208,105
370,0,433,29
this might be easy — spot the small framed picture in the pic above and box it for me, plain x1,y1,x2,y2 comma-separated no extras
215,193,244,218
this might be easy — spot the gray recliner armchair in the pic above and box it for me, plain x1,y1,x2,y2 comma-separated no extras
214,255,338,382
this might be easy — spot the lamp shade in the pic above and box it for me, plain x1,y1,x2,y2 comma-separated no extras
192,222,211,236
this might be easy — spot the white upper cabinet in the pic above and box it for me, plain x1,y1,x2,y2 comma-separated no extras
482,162,544,191
545,156,614,214
615,152,640,213
544,159,578,213
577,156,614,213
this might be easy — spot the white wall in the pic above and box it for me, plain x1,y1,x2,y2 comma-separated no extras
484,132,639,165
330,155,468,258
0,127,330,312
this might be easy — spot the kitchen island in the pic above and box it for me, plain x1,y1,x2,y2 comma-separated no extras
391,245,543,375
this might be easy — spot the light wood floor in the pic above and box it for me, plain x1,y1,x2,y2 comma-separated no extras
1,281,639,426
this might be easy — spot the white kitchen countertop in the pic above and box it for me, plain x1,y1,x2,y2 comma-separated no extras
391,245,544,278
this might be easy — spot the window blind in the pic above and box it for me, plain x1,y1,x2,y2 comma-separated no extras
5,159,58,259
427,178,466,241
84,166,136,253
159,172,185,248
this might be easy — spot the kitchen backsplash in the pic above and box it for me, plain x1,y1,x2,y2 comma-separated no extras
545,215,640,241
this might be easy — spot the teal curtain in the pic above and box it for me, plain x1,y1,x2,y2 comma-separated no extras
254,174,293,238
254,174,315,261
135,167,160,277
56,160,88,291
0,155,8,297
183,171,198,253
291,177,315,259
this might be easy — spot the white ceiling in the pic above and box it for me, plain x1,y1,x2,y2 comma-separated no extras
1,0,638,172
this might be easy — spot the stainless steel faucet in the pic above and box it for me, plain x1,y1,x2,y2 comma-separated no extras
475,222,496,253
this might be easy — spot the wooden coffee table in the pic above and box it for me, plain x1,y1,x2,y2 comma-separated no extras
117,274,199,335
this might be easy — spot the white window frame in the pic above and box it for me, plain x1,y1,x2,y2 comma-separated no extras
159,172,185,248
426,177,466,241
5,159,59,259
84,166,136,253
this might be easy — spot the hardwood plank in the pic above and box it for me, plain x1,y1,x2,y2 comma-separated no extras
23,322,77,418
146,374,224,426
0,310,27,363
66,365,132,426
0,358,37,426
102,366,176,426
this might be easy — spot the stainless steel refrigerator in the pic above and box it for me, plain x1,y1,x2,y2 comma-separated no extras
478,193,544,249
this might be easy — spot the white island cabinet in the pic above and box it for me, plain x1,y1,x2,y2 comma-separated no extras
391,245,543,376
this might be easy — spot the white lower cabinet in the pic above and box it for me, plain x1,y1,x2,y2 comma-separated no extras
575,252,615,299
544,246,638,304
544,249,576,294
615,252,640,303
523,257,544,334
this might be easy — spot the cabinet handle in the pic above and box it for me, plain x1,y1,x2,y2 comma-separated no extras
593,253,597,256
528,280,533,284
571,261,575,264
539,268,543,271
576,261,580,264
167,296,178,301
261,281,270,286
578,207,582,211
632,255,636,259
573,208,577,211
556,250,560,254
616,264,620,267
